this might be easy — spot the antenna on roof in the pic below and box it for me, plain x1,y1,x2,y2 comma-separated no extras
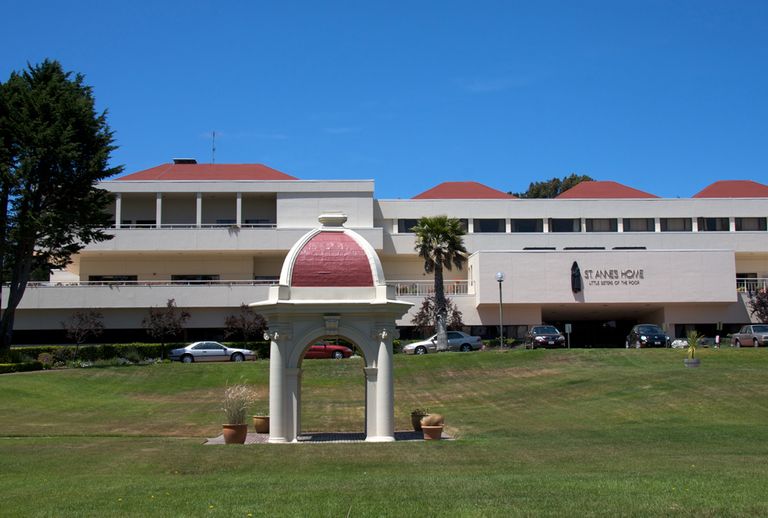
211,131,216,164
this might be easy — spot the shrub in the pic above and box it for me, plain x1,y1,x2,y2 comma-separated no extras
37,353,54,369
421,413,445,426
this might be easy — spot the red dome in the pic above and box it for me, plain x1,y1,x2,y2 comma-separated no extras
290,232,374,287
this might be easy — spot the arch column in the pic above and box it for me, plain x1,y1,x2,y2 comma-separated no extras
267,330,289,443
363,367,378,439
368,326,395,442
285,368,302,442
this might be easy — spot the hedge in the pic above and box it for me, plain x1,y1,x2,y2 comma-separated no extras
10,341,272,363
0,361,44,374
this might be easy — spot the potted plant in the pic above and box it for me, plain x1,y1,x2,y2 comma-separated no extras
420,413,444,440
252,408,269,434
410,408,429,432
222,384,255,444
684,330,702,368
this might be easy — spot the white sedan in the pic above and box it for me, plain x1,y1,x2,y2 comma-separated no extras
170,341,256,363
403,331,483,355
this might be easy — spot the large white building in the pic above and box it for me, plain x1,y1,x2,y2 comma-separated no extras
5,159,768,346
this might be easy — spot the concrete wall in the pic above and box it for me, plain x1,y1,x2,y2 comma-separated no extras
470,249,737,305
276,192,374,228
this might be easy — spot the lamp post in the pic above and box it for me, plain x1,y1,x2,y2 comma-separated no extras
495,272,505,348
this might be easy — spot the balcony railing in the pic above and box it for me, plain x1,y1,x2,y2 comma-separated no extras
111,223,277,229
21,279,280,288
386,280,469,297
736,277,768,293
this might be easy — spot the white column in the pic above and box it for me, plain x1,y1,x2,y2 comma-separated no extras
692,218,699,232
364,367,378,439
369,329,395,442
505,219,511,233
580,218,587,233
468,219,475,234
285,368,301,442
543,218,550,233
268,337,287,443
236,192,243,227
196,193,202,228
114,193,122,229
617,218,624,233
155,193,162,229
729,217,736,232
654,218,661,232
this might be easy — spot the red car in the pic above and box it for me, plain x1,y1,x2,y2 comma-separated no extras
304,342,353,359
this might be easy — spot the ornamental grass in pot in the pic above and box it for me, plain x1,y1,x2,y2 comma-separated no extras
222,384,255,444
410,408,429,432
684,330,702,368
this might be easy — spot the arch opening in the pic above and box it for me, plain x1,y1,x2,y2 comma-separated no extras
298,334,367,436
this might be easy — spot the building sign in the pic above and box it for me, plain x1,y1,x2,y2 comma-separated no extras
583,268,645,287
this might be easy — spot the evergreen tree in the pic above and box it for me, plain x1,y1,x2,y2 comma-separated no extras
514,173,593,198
0,60,120,357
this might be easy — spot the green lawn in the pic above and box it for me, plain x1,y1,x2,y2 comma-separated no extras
1,348,767,517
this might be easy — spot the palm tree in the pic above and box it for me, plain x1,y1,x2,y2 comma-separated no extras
412,216,468,351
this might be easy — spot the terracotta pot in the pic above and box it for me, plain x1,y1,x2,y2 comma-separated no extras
411,412,428,431
252,415,270,434
222,424,248,444
421,425,443,440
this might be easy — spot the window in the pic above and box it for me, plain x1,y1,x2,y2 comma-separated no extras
736,217,767,231
511,219,543,233
660,218,692,232
523,247,556,250
88,275,138,284
623,218,655,232
585,219,617,232
397,219,419,233
613,246,647,250
563,247,605,250
697,217,729,231
474,218,506,233
171,275,220,284
549,218,580,232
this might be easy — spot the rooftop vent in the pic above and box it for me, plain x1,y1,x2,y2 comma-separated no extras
172,158,197,164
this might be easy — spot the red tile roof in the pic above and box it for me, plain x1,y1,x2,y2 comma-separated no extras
556,181,658,199
413,182,515,199
692,180,768,198
116,163,297,181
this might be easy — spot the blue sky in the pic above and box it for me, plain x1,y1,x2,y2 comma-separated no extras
2,1,766,198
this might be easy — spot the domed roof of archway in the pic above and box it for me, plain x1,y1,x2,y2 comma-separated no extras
279,214,385,288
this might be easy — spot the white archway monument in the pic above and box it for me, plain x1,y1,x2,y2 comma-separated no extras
251,213,412,443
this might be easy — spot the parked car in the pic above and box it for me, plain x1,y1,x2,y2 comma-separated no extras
304,342,353,359
170,341,256,363
731,324,768,347
671,336,715,349
524,325,566,349
625,324,670,348
402,331,483,355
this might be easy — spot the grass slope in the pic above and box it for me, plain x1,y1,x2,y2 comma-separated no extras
1,348,767,517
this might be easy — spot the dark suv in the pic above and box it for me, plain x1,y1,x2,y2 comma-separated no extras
525,325,566,349
626,324,670,348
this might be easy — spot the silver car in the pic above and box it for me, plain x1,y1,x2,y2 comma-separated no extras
403,331,483,355
731,325,768,347
170,341,256,363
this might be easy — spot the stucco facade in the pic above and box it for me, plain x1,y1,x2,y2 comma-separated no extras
2,161,767,346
